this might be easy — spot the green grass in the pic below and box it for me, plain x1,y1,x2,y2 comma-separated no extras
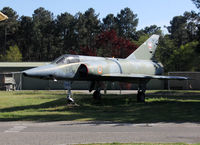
0,90,200,122
82,143,200,145
82,143,199,145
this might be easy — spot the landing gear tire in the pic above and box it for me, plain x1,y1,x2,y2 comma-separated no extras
67,95,74,104
137,91,145,103
93,90,101,100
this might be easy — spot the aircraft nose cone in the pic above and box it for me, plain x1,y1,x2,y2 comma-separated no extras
22,64,56,78
23,69,38,77
22,71,29,77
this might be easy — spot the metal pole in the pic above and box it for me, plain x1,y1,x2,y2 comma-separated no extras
168,72,170,90
20,73,22,90
4,26,7,55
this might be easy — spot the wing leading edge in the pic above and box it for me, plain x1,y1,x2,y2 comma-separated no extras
102,73,188,81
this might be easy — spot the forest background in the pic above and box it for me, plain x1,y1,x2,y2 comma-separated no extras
0,0,200,72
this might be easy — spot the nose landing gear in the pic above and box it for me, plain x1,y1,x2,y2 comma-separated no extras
64,81,74,104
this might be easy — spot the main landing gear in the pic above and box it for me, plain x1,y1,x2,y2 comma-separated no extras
93,90,101,100
89,81,102,100
137,84,146,102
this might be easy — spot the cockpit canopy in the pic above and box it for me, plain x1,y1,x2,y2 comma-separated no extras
52,55,80,64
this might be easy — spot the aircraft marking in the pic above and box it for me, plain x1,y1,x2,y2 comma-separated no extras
148,42,152,48
97,66,103,74
148,41,153,52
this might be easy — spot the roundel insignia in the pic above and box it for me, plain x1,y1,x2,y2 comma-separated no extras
148,42,152,49
148,42,153,52
97,66,103,74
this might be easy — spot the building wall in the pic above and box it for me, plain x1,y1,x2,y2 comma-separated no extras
168,72,200,90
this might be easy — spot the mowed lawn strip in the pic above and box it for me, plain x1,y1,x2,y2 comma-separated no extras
82,143,200,145
0,90,200,122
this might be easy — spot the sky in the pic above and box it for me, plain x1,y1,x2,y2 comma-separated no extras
0,0,198,31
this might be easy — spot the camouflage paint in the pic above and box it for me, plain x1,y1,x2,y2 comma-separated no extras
23,35,188,84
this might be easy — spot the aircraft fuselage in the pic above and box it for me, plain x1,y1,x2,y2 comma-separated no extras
23,55,163,84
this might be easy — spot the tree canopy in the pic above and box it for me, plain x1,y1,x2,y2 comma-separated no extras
0,3,200,72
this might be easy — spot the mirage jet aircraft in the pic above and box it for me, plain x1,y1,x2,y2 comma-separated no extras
23,35,188,102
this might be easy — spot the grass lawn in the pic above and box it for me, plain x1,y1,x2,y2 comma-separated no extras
83,143,199,145
83,143,200,145
0,90,200,122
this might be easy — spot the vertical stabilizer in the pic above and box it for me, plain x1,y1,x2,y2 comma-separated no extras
126,35,159,60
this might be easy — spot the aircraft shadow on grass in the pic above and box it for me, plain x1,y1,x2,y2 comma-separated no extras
0,93,200,123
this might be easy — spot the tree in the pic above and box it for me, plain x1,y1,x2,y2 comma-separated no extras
156,35,178,71
177,41,199,71
74,8,100,53
32,7,55,61
56,12,76,55
133,34,149,47
95,29,137,58
18,16,34,61
0,7,19,55
140,25,161,36
1,45,22,62
115,7,138,39
167,16,188,46
183,11,199,41
102,14,116,30
134,25,162,46
156,9,200,72
83,8,100,50
192,0,200,9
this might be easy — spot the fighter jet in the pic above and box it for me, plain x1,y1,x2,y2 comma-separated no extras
0,12,8,21
23,35,188,102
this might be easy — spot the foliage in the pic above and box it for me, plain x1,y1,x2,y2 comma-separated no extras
95,29,137,58
134,25,162,46
102,7,138,40
156,35,199,71
0,5,200,72
1,45,22,62
157,7,200,72
133,34,149,47
156,35,177,71
137,25,162,37
176,41,199,71
0,7,19,56
78,29,137,58
115,8,138,39
192,0,200,9
32,7,55,61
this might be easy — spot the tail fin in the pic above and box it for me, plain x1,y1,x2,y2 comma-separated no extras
126,34,159,60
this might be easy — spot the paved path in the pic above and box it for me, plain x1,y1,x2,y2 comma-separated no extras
0,121,200,145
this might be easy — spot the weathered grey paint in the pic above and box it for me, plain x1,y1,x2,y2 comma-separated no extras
23,35,188,88
0,63,164,90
